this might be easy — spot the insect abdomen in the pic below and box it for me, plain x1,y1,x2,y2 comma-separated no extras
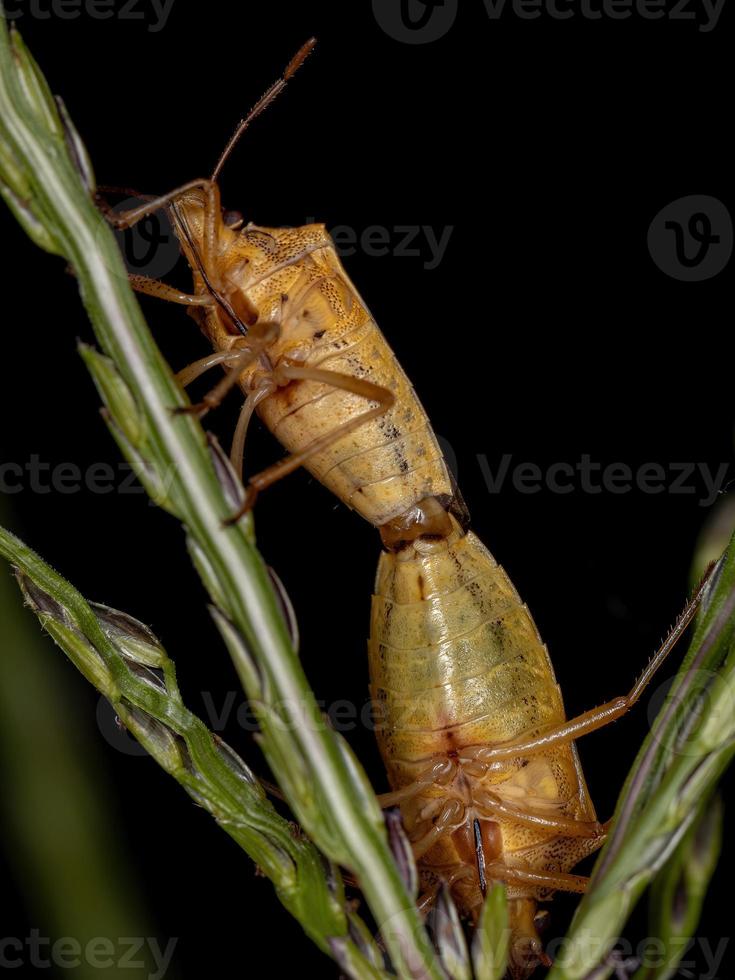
368,521,600,944
369,525,565,770
252,240,458,528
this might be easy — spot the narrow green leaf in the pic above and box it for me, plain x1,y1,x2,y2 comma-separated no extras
472,884,509,980
80,343,147,448
633,795,723,980
0,179,61,252
8,24,64,138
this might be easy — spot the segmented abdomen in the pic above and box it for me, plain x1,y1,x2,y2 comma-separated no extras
250,240,456,528
370,526,566,769
368,524,598,915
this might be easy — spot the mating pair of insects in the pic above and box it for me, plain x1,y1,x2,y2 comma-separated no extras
100,39,709,979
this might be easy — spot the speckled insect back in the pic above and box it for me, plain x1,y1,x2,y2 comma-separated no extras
369,519,604,977
171,190,465,536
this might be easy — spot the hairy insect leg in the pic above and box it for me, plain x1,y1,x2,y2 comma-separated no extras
127,273,216,307
101,178,216,231
463,566,715,763
224,366,396,524
486,863,589,895
64,260,211,309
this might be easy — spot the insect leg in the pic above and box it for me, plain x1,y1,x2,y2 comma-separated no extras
462,565,715,762
176,351,248,388
101,178,225,294
65,262,213,308
411,800,465,860
485,863,589,895
230,385,275,481
225,367,396,523
376,759,455,808
101,178,217,230
474,790,607,840
175,321,280,418
416,887,441,916
377,784,428,808
127,273,216,307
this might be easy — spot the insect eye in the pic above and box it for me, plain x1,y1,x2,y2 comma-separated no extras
223,209,244,228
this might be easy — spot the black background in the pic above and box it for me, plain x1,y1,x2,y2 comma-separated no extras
0,1,732,976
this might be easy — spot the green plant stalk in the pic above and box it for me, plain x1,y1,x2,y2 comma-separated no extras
547,538,735,980
0,523,393,978
632,794,723,980
471,884,509,980
0,506,156,979
0,17,440,978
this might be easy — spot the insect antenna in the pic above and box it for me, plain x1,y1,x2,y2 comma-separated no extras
170,201,253,337
211,37,317,181
94,184,157,225
96,184,154,201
